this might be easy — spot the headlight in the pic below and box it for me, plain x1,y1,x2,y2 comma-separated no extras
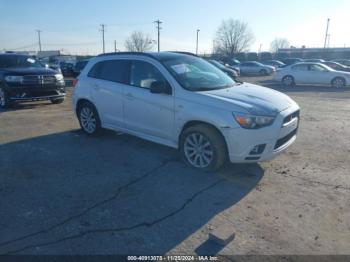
233,113,275,129
55,74,64,81
5,75,23,83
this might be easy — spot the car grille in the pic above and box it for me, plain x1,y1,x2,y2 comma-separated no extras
22,75,57,85
274,128,298,150
283,110,300,125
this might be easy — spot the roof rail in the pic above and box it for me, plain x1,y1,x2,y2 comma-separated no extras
168,51,198,57
97,52,155,58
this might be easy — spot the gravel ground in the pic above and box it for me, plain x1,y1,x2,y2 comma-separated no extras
0,76,349,255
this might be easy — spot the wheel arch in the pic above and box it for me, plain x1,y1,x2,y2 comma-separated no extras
178,120,228,151
76,98,97,116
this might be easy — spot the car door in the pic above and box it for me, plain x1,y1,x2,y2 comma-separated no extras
123,59,175,140
88,59,130,128
308,64,332,84
290,64,309,84
240,63,253,74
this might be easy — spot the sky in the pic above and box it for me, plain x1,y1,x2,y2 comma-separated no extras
0,0,349,55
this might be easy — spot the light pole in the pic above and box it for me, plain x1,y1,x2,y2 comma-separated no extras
196,29,200,55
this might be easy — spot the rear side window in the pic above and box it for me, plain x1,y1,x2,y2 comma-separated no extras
292,64,308,71
88,60,129,84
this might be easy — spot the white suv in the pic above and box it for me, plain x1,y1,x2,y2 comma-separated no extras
73,52,300,171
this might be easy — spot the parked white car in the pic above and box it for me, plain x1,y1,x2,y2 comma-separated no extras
237,61,276,75
73,52,299,171
274,62,350,88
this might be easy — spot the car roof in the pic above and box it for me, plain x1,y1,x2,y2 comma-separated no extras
97,51,197,62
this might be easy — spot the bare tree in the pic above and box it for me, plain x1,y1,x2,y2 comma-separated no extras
213,19,255,57
124,31,154,52
270,38,290,53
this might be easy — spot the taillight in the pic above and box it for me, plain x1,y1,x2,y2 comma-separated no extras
72,79,78,87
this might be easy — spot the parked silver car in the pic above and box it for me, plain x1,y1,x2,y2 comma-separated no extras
237,61,276,75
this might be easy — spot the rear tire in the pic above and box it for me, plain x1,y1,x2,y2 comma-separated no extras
51,98,64,104
331,77,345,88
282,75,295,87
180,125,227,172
77,102,102,136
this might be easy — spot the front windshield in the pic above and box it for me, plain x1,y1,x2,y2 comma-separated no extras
0,55,44,68
163,56,236,91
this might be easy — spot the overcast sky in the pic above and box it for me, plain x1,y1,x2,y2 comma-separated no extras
0,0,349,55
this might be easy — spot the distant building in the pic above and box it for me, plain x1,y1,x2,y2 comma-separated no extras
277,47,350,60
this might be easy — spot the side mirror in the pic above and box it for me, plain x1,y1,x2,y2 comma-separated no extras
150,81,172,95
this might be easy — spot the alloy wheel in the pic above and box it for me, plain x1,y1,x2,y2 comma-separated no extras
333,78,345,88
283,76,294,86
184,133,214,168
80,107,97,134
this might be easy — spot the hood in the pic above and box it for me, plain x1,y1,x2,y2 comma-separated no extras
2,67,59,75
201,82,294,115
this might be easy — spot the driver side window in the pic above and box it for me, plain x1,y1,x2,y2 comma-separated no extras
309,64,327,72
130,60,168,89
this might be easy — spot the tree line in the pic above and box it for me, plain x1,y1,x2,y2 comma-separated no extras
124,18,290,56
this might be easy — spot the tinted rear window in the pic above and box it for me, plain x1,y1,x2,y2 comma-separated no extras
88,60,130,84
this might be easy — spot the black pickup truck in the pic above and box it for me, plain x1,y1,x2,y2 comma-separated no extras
0,53,65,108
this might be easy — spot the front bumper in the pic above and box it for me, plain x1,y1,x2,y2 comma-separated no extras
6,85,66,102
223,104,300,163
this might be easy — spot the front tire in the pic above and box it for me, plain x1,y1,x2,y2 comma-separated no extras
180,125,227,172
0,87,10,109
77,102,102,136
331,77,345,88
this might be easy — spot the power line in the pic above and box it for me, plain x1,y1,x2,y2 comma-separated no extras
36,30,42,52
154,20,162,52
100,24,106,53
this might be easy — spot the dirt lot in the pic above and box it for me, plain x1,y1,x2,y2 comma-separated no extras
0,76,349,255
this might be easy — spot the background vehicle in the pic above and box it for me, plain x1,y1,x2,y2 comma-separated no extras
73,60,90,77
332,59,350,67
322,61,350,72
0,54,65,108
207,59,239,79
281,58,304,66
225,58,241,66
262,60,286,69
73,52,299,171
274,62,350,88
237,61,275,75
60,62,74,77
304,59,325,63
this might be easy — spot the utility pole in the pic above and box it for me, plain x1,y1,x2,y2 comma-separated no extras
114,40,117,52
196,29,200,55
324,18,330,48
154,20,162,52
36,30,42,52
100,24,106,53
